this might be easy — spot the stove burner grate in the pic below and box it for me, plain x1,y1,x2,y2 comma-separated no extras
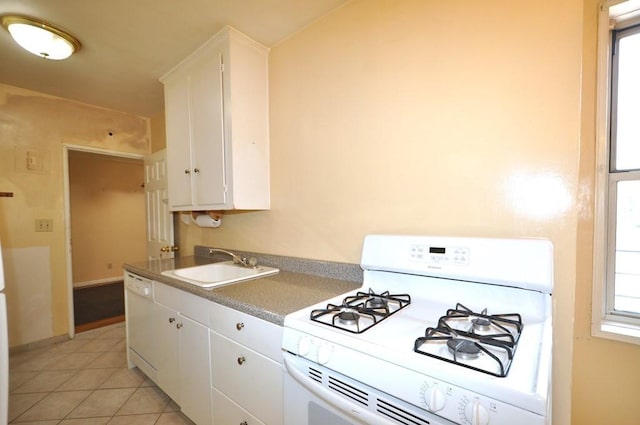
413,303,523,377
310,289,411,334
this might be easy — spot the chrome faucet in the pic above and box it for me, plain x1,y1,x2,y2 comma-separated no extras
208,248,258,268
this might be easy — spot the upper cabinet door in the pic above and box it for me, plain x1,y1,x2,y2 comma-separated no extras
164,74,193,208
161,26,270,212
189,51,226,206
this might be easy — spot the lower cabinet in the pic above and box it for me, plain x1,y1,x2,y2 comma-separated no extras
210,331,282,424
212,387,263,425
209,302,283,425
153,283,212,425
126,278,283,425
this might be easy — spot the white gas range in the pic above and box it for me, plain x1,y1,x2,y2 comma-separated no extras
282,235,553,425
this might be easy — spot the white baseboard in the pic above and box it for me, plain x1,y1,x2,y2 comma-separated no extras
73,277,123,289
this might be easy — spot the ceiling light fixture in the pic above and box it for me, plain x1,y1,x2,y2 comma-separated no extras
0,14,81,60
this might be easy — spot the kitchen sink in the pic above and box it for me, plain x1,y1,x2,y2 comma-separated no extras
161,261,279,289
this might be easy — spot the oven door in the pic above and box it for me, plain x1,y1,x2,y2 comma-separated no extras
283,352,454,425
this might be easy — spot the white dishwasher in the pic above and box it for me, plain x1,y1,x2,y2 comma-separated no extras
124,271,157,380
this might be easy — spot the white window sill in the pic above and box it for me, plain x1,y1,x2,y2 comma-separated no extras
592,318,640,345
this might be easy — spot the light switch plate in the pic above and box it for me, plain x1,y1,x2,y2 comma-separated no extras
35,219,53,232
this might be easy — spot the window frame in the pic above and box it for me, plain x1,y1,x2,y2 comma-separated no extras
592,0,640,345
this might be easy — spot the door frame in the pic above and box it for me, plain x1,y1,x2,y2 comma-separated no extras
62,144,144,339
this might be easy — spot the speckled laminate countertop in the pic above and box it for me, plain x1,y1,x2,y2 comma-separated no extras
124,253,362,326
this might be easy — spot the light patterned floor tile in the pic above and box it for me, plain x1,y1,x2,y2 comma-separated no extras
14,390,92,422
116,387,170,415
60,418,110,425
109,339,127,352
87,351,127,369
10,352,67,373
12,370,77,393
8,323,195,425
77,338,122,353
53,338,91,354
45,352,102,371
98,326,126,340
9,371,39,392
155,412,195,425
57,368,118,391
8,393,48,422
106,414,160,425
163,400,179,412
67,388,136,418
99,368,145,389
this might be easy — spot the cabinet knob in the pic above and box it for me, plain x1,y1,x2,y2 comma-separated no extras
193,168,200,173
168,317,175,323
236,322,244,331
184,169,190,174
240,422,248,425
237,356,246,365
176,323,183,329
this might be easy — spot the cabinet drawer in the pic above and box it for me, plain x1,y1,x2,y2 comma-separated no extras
211,331,283,425
154,282,209,325
209,302,283,362
212,387,264,425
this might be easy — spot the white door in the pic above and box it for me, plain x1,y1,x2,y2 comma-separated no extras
145,149,176,260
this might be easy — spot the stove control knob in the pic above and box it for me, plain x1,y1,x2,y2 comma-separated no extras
317,343,332,365
297,337,311,356
464,399,490,425
423,386,445,412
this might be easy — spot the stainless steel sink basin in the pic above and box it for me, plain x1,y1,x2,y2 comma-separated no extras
161,261,279,289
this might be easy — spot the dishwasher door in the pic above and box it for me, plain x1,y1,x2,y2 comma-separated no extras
124,272,157,380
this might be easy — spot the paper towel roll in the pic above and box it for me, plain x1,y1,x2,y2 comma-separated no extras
193,214,222,228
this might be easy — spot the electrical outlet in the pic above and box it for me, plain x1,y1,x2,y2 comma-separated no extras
35,219,53,232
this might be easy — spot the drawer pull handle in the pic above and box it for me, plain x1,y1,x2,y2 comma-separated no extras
237,356,246,365
168,317,176,323
176,323,183,329
236,322,244,331
240,422,248,425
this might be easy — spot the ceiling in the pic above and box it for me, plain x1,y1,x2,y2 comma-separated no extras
0,0,350,118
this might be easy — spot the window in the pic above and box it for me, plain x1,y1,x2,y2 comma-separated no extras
593,0,640,344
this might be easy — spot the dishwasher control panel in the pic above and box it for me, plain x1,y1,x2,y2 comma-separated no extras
125,273,153,298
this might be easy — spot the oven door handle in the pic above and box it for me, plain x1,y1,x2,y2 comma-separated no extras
283,354,398,425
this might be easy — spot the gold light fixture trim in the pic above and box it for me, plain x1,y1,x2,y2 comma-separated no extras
1,14,81,60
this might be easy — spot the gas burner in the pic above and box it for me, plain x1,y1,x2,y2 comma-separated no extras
367,295,388,309
447,338,481,360
414,304,523,377
471,317,492,332
337,309,360,326
343,289,411,312
443,303,523,344
310,289,411,334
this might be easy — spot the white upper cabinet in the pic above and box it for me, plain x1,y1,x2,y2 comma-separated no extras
160,26,270,211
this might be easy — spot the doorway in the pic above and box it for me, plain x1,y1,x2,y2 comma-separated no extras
63,146,145,335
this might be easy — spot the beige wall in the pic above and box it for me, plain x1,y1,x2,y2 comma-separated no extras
69,151,146,285
571,1,640,423
150,111,166,153
176,1,583,423
0,83,150,345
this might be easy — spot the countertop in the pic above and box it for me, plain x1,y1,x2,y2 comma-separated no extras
124,255,362,325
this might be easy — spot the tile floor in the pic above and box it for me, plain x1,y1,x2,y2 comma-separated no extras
8,322,195,425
